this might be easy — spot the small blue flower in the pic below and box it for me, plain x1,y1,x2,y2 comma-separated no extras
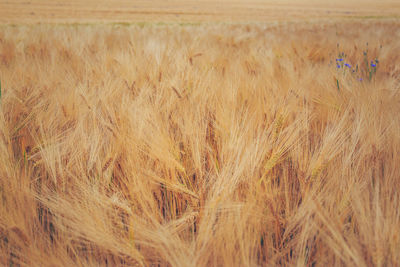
344,63,351,68
336,58,344,62
336,64,341,68
359,78,363,81
371,61,377,67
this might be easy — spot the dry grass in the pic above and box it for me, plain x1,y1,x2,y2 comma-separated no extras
0,20,400,266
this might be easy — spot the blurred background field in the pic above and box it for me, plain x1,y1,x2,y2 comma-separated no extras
0,0,400,24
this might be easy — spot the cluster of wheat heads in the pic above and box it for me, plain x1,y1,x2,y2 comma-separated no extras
0,20,400,266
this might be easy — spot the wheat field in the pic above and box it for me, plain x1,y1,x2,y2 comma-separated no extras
1,19,400,266
1,0,400,23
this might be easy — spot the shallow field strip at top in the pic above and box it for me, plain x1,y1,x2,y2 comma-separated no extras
0,0,400,23
0,8,400,267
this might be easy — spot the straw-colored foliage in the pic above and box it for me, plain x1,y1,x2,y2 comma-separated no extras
1,21,400,266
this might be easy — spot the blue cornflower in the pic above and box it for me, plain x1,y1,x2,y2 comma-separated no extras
371,61,377,67
336,64,341,68
344,63,351,68
336,58,344,62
